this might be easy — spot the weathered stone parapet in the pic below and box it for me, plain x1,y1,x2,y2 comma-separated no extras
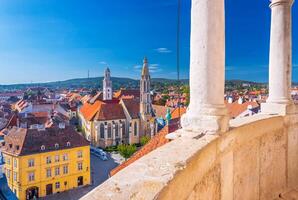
81,113,298,200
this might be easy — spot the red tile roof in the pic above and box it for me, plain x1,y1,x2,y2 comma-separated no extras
80,101,102,121
80,100,126,121
94,103,126,121
1,126,89,156
114,89,140,99
171,107,187,119
225,101,259,118
121,99,140,119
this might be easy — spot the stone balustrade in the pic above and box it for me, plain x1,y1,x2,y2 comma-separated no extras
81,0,297,198
81,111,298,200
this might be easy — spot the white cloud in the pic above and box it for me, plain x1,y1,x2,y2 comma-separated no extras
99,61,107,65
133,65,142,69
133,63,162,73
155,48,172,53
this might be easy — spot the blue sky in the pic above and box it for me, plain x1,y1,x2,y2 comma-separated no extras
0,0,297,84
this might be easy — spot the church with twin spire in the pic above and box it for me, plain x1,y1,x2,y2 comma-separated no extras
79,58,156,148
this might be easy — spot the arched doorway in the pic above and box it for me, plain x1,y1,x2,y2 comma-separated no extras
46,184,53,196
26,187,39,200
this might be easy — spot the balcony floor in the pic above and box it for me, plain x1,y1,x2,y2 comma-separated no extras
277,188,298,200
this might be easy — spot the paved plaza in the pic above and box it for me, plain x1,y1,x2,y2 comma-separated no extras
41,152,122,200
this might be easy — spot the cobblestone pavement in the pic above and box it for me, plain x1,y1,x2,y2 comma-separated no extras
41,153,121,200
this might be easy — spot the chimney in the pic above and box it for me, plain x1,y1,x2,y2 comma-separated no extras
228,97,233,104
238,97,243,104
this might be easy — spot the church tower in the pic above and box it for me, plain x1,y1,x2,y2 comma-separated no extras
103,67,112,101
140,57,152,119
140,57,154,137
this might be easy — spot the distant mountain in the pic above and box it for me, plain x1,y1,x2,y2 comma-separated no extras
0,77,270,92
0,77,189,91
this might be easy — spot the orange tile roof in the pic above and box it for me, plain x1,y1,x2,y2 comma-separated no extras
225,101,259,118
80,101,102,121
171,107,187,119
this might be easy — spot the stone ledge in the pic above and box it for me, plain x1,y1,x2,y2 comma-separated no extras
81,114,298,200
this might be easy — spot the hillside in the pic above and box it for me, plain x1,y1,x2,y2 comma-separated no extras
0,77,189,91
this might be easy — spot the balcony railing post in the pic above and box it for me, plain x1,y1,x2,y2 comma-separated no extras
181,0,229,133
261,0,295,115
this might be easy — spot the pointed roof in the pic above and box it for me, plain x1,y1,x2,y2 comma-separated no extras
141,57,150,76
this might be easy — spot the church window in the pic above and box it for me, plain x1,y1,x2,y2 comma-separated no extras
108,123,112,138
122,122,126,137
115,123,119,137
134,122,138,136
100,123,105,139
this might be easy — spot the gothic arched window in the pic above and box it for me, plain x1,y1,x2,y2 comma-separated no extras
100,123,105,139
115,123,119,137
134,121,138,136
122,122,126,137
143,81,146,92
108,123,112,138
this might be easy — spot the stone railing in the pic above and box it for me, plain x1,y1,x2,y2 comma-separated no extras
81,112,298,200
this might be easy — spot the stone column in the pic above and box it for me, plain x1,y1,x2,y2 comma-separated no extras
181,0,229,133
261,0,294,115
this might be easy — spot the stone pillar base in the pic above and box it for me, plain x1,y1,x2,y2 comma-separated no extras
181,113,230,133
261,102,298,116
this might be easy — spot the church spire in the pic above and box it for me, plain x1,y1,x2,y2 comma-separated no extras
142,57,149,77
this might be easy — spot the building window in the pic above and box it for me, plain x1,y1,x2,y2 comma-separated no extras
55,155,60,162
115,123,119,137
55,143,59,149
6,158,10,165
67,142,71,147
6,169,11,178
55,167,60,176
134,122,138,136
77,162,83,171
63,154,68,161
63,165,68,174
122,123,126,137
28,172,35,182
46,168,51,178
13,159,17,168
55,182,60,189
107,123,112,138
28,159,35,167
100,123,105,139
46,156,51,164
13,172,17,181
77,150,83,158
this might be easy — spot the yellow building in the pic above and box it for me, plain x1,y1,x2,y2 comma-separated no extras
0,126,90,200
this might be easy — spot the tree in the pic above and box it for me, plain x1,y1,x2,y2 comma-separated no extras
140,136,150,146
117,144,137,160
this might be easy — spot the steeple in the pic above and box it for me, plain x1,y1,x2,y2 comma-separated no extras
142,57,149,77
103,67,112,101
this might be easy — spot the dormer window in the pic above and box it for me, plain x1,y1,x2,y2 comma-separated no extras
9,144,12,148
66,142,71,147
55,143,59,149
16,145,20,150
41,145,45,151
